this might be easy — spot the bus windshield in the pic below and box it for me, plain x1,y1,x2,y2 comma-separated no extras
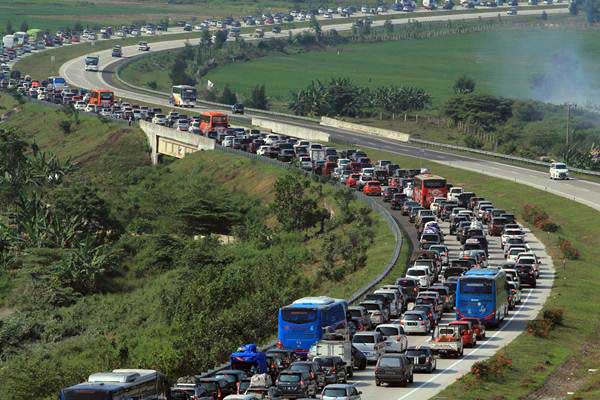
100,92,113,100
281,308,317,324
212,116,227,125
182,89,196,99
424,179,446,188
63,390,111,400
460,279,493,294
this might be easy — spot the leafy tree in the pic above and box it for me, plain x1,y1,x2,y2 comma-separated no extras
246,84,269,110
443,94,513,131
19,21,28,32
453,75,476,94
5,20,14,35
169,58,195,86
310,15,322,41
213,29,228,49
512,101,544,122
200,29,211,46
384,20,394,34
73,21,83,32
271,173,326,231
219,84,237,105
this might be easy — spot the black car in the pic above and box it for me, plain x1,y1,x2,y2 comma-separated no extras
516,264,537,288
231,103,244,114
288,361,325,389
314,356,349,383
391,193,407,210
396,277,420,302
276,370,317,399
214,370,247,396
375,354,414,387
352,345,368,370
405,347,437,373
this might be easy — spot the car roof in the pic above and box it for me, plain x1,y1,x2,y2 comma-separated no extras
325,384,355,389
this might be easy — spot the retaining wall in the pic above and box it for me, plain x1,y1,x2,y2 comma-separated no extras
252,117,330,142
320,116,410,142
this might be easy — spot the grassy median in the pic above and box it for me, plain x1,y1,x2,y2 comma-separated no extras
345,144,600,398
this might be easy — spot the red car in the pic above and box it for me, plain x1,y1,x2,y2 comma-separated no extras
449,320,477,348
460,317,486,340
346,173,361,188
363,180,382,196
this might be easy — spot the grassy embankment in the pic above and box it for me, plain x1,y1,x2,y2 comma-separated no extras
0,93,406,399
345,144,600,399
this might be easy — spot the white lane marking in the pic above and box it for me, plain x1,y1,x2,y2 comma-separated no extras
396,284,537,400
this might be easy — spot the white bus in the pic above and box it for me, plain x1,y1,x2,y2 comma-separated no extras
59,369,169,400
171,85,197,107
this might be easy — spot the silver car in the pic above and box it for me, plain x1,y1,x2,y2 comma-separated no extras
321,384,362,400
399,311,431,334
375,324,408,353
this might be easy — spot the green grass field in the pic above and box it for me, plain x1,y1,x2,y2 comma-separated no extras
202,27,600,110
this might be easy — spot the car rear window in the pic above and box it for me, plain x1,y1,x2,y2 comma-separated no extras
353,335,375,344
403,313,422,321
378,357,403,368
278,373,301,383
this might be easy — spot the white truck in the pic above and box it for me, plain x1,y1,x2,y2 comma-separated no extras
428,324,464,358
2,35,15,50
308,335,354,378
549,162,569,180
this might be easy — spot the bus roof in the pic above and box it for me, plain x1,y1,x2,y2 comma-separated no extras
172,85,196,90
201,111,227,116
63,369,160,393
415,174,446,181
91,88,113,92
463,269,504,278
288,296,346,308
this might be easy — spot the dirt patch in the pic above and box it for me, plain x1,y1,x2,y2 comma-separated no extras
74,130,125,166
0,307,15,319
524,325,600,400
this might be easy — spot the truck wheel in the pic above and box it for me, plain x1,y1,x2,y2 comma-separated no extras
409,374,414,383
460,348,464,357
376,380,381,387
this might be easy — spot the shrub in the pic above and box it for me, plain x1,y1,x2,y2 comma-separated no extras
58,120,72,134
471,353,513,380
522,204,559,232
147,80,158,90
527,318,552,338
527,308,565,338
543,308,564,326
558,238,580,260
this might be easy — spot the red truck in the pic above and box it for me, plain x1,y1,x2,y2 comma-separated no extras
449,320,477,348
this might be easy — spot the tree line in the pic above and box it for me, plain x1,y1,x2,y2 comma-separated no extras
288,77,431,119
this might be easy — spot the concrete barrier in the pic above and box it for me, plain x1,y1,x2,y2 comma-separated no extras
139,120,215,164
320,116,410,142
252,117,330,142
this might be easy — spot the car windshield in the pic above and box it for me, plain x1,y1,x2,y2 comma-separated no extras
378,357,402,367
278,374,301,383
353,335,375,344
348,309,363,318
555,163,566,169
408,269,426,276
439,327,455,335
406,350,427,357
323,388,347,397
403,313,422,321
315,358,334,367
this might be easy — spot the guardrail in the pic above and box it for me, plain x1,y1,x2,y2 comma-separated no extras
409,137,600,177
196,145,404,378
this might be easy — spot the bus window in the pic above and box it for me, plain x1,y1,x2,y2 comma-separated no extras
459,279,493,294
281,308,317,324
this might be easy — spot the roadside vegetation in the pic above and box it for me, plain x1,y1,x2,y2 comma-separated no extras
0,94,399,399
343,144,600,399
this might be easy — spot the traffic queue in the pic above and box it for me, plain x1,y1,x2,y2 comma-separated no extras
56,138,543,399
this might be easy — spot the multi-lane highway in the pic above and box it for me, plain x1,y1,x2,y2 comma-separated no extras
45,6,597,398
353,198,553,399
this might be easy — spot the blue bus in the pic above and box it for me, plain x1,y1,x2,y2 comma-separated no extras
59,369,169,400
455,269,509,327
278,296,348,354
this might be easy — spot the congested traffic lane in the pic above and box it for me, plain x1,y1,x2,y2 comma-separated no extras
350,196,554,400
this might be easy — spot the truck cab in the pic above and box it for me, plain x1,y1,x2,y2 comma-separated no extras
429,324,464,358
549,162,569,180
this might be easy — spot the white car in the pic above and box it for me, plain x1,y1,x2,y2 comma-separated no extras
257,145,270,156
37,92,48,101
85,104,98,113
374,324,408,353
447,186,463,201
138,41,150,51
264,134,279,145
337,158,351,168
406,266,431,287
99,108,112,117
430,197,446,212
188,122,201,134
506,247,528,262
549,162,569,180
299,156,313,170
352,331,386,362
222,135,235,147
501,229,525,247
152,114,167,125
361,167,375,178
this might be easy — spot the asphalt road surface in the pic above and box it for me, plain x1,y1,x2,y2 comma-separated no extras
359,194,554,400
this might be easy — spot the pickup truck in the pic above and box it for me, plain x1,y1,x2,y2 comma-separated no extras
549,162,569,180
428,324,464,358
